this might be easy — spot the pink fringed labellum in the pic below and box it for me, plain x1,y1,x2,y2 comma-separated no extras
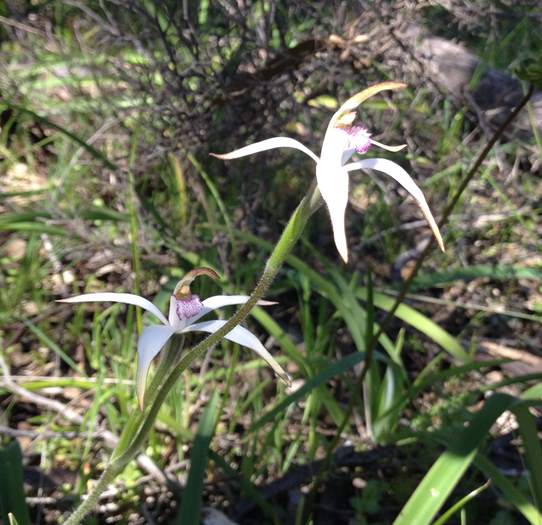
175,294,203,321
343,125,372,154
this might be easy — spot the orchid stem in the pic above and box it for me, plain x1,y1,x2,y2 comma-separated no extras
63,181,322,524
63,462,123,525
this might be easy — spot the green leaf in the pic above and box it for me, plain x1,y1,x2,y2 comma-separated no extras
175,391,220,525
393,393,517,525
250,352,363,433
0,441,31,525
514,405,542,512
475,454,542,524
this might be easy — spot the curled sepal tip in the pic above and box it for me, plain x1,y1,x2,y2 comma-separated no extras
173,267,220,299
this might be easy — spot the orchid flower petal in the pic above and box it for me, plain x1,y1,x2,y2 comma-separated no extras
316,162,350,262
211,137,319,164
328,82,407,128
201,295,252,310
182,320,291,385
201,295,274,311
136,325,175,409
320,126,354,166
179,295,276,326
369,139,407,152
58,293,169,325
168,295,178,328
345,158,444,251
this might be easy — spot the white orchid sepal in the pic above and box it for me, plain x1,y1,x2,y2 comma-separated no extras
58,268,289,409
212,81,444,262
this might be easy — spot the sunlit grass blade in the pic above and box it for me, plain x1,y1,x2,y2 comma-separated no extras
522,382,542,400
326,268,397,360
8,513,21,525
357,288,468,362
0,441,31,525
127,147,143,335
175,391,220,525
211,225,466,362
393,393,517,525
168,153,189,227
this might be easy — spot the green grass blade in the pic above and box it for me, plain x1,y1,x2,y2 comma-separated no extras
412,264,542,289
9,513,21,525
514,404,542,512
127,167,143,335
23,320,83,374
5,102,117,170
250,352,363,432
187,153,234,240
168,153,189,227
393,393,517,525
522,382,542,400
475,454,542,524
209,450,279,523
175,391,220,525
250,306,309,374
0,441,31,525
433,480,491,525
0,222,74,237
357,289,468,362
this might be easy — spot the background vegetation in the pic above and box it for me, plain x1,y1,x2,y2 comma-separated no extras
1,1,542,523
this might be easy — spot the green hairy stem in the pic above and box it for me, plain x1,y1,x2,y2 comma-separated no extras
63,181,321,524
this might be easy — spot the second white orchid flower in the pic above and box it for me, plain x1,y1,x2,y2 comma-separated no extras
59,268,289,408
212,81,444,263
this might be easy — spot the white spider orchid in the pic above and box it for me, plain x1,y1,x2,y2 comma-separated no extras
212,82,444,263
58,268,289,408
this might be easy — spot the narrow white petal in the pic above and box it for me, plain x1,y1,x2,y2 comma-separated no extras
182,320,291,385
211,137,319,164
345,158,444,251
201,295,252,310
136,325,175,409
316,162,350,262
58,293,169,325
201,295,275,310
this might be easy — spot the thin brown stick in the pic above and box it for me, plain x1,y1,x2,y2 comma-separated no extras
375,83,534,342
